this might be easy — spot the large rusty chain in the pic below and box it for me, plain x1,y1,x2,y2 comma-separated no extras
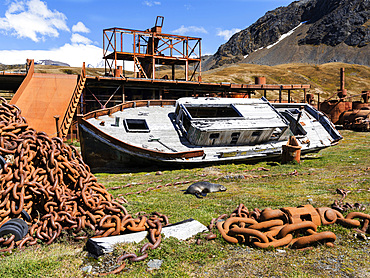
207,204,370,249
0,98,169,274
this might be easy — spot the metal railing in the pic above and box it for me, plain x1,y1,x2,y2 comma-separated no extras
59,63,86,138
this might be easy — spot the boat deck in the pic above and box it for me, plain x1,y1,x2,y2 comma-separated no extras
89,105,192,152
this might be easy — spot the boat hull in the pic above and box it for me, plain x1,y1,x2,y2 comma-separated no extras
79,122,287,172
79,122,331,172
78,99,340,173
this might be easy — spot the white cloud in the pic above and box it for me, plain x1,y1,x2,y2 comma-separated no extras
0,44,104,68
0,44,138,70
171,25,208,35
0,0,69,42
0,1,129,69
216,28,241,41
71,33,92,44
8,1,25,14
143,1,161,6
72,21,90,33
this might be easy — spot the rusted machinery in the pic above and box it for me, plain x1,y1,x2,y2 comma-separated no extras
320,68,370,131
338,94,370,131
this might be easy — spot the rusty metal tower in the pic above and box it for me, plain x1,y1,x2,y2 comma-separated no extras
103,16,202,81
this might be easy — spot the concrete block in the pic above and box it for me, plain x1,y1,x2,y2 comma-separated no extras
86,218,208,256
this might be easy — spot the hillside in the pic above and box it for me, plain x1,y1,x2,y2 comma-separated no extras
0,63,106,76
202,62,370,101
206,0,370,69
33,65,106,76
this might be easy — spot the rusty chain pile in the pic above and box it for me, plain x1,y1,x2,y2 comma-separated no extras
0,97,168,274
206,204,370,249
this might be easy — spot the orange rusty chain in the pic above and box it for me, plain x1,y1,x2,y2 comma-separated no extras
205,204,370,249
0,97,169,275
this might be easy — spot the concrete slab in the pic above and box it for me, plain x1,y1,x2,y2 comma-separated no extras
86,218,208,256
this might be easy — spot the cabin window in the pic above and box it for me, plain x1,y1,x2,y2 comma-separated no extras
209,133,220,139
230,132,240,144
185,105,242,118
123,119,150,133
252,131,262,137
209,133,220,146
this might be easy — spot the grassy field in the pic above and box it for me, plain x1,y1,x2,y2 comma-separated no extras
0,130,369,277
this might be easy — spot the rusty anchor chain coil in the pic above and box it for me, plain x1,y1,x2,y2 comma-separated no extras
0,97,169,274
206,204,370,249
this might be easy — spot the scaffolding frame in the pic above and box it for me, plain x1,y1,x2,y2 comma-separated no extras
103,17,202,81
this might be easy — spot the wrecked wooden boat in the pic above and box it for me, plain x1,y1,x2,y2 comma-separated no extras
78,97,342,172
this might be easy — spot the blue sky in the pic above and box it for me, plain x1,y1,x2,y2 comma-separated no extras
0,0,293,67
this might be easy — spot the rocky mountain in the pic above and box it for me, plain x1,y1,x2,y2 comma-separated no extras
206,0,370,70
35,60,70,67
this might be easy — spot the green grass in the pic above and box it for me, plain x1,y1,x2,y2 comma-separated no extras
0,130,369,277
0,244,83,278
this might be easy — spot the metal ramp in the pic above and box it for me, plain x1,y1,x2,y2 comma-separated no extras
10,60,86,137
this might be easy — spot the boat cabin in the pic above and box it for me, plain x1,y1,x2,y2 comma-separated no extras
174,97,290,146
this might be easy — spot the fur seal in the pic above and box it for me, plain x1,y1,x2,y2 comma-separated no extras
185,181,227,198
